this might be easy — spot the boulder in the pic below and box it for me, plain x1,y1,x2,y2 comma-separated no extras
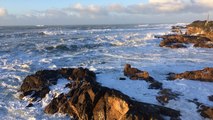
167,67,213,82
124,64,162,89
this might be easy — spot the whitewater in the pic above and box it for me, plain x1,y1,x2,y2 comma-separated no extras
0,24,213,120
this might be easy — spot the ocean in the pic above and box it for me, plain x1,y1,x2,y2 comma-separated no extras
0,24,213,120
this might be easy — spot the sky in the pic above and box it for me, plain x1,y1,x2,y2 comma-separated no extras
0,0,213,25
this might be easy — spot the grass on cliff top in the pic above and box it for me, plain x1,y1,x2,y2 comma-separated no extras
187,20,213,32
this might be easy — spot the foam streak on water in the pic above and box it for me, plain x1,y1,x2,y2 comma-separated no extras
0,24,213,120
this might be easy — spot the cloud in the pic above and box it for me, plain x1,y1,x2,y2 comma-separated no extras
0,7,7,17
148,0,185,12
67,3,108,17
1,1,213,25
193,0,213,8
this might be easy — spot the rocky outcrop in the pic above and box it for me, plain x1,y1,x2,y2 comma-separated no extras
19,68,96,101
19,67,181,120
186,20,213,39
156,20,213,48
158,34,213,48
45,79,180,120
167,67,213,82
124,64,162,89
171,25,186,35
156,89,181,105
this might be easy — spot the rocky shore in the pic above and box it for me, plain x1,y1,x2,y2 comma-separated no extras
156,20,213,48
19,67,181,120
18,64,213,119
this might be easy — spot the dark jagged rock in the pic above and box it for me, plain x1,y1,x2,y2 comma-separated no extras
19,67,181,119
26,103,34,107
188,99,213,119
149,81,163,89
45,78,180,120
209,95,213,102
59,67,96,81
124,64,162,89
167,67,213,82
119,77,126,80
171,25,186,35
19,68,96,101
19,70,60,101
156,89,181,105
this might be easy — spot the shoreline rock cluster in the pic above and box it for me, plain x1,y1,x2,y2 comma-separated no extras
18,64,213,119
167,67,213,82
19,67,181,120
156,20,213,48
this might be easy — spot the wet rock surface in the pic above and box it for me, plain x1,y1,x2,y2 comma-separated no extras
19,67,180,120
156,89,181,105
188,99,213,119
124,64,162,89
19,68,96,101
167,67,213,82
158,34,213,48
157,20,213,48
209,95,213,102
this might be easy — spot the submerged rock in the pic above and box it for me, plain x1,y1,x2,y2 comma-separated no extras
167,67,213,82
19,67,180,119
156,89,181,105
124,64,162,89
119,77,126,80
208,95,213,102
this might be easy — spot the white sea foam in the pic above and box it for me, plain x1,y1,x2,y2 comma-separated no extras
39,58,52,63
41,78,70,108
136,24,149,27
143,33,155,40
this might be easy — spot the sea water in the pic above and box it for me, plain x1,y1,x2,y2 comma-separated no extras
0,24,213,120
